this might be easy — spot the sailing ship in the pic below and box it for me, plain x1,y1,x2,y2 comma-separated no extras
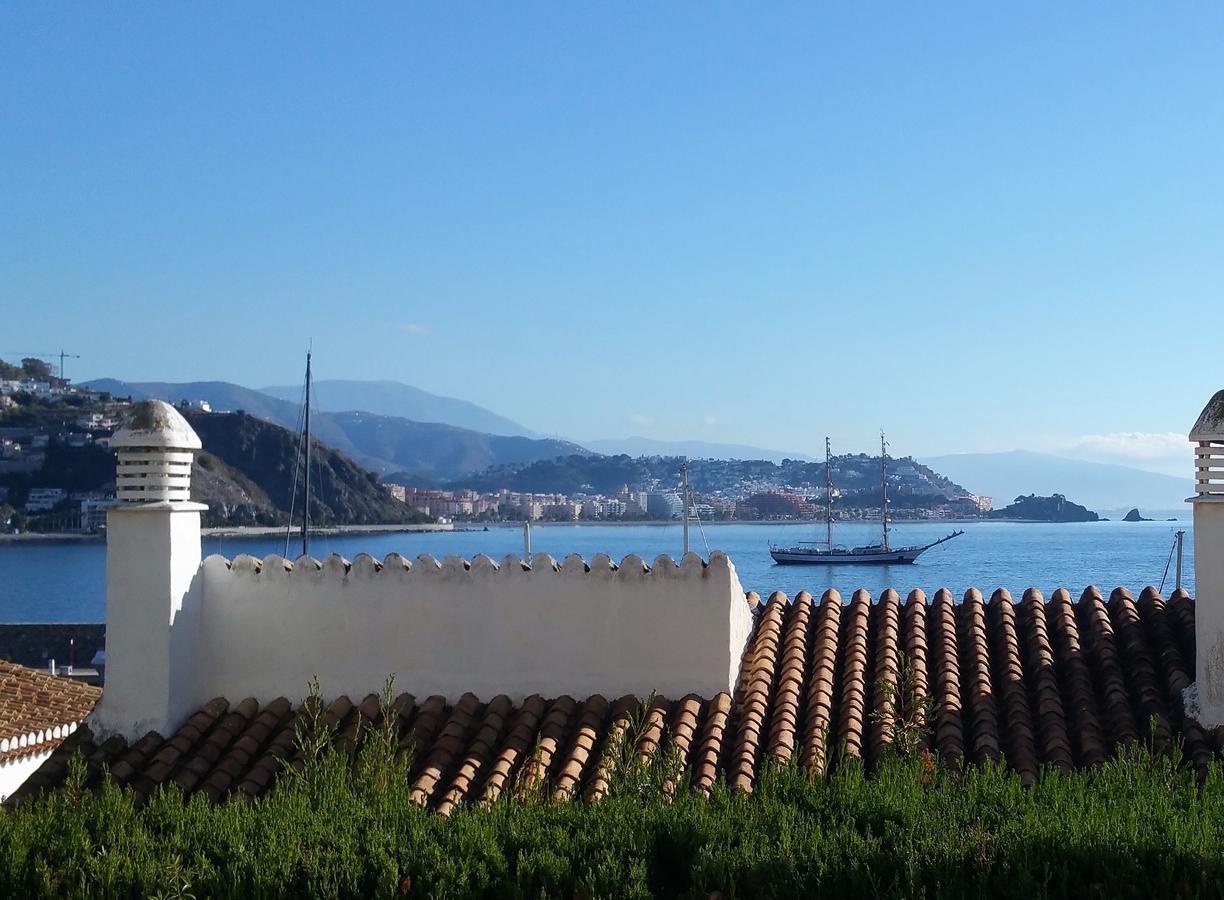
769,433,963,565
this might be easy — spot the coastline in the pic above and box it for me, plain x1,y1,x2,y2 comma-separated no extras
0,532,105,544
0,522,455,544
489,517,1127,528
202,523,455,538
0,516,1187,544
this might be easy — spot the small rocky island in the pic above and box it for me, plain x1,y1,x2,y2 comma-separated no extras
988,493,1099,522
1123,508,1152,522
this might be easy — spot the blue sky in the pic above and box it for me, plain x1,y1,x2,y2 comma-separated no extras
2,4,1221,475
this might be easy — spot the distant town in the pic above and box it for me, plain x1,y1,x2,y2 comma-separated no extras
385,477,992,526
1,354,1021,535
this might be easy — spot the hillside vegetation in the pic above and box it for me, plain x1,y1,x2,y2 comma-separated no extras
988,493,1099,522
184,411,427,527
0,388,426,528
449,452,971,504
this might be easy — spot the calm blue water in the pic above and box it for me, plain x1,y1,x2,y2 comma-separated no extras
0,519,1193,623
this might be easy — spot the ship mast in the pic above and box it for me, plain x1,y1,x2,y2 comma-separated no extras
302,349,312,558
681,457,690,556
880,430,890,552
283,347,314,560
825,437,833,551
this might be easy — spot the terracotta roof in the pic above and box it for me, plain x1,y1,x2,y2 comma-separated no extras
7,585,1211,809
0,660,101,766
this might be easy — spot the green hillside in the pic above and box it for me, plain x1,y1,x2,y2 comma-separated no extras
184,411,428,527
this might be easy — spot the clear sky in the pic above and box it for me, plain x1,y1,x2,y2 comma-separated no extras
2,4,1221,475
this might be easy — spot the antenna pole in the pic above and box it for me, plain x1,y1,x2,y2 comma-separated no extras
825,436,833,551
881,430,890,552
681,458,690,556
302,349,312,557
1176,529,1184,591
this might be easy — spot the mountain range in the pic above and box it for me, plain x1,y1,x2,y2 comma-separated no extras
84,379,585,480
185,410,425,526
260,380,535,437
84,377,1190,510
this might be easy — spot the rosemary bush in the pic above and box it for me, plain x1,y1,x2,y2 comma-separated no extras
2,702,1223,899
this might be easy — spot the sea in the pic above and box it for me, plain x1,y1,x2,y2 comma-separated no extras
0,518,1194,623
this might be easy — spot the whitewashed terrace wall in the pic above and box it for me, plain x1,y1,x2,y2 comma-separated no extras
191,550,754,710
1,751,54,802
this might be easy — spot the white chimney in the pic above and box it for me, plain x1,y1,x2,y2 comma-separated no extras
1187,390,1224,727
90,400,206,738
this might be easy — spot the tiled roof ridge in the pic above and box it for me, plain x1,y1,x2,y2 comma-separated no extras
0,660,102,765
202,549,733,581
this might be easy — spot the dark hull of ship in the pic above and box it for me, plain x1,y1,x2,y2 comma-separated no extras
769,546,929,565
770,531,963,565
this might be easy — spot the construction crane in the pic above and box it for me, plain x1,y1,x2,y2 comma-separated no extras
4,349,80,382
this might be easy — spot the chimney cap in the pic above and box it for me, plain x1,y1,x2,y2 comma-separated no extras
1191,390,1224,443
110,400,202,450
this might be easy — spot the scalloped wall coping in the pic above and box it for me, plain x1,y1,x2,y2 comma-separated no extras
202,550,728,581
185,548,753,711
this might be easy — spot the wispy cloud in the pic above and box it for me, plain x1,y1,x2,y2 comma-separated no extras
628,413,655,427
701,415,718,427
1044,431,1191,477
399,322,431,336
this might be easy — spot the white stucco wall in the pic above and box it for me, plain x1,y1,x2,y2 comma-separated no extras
0,750,52,802
89,409,753,740
189,550,753,709
91,504,205,739
1191,500,1224,727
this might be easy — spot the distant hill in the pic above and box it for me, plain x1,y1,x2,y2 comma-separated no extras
185,411,425,526
0,399,422,527
584,436,815,464
919,450,1191,512
86,378,301,425
450,452,970,503
84,378,588,479
260,380,535,438
327,411,590,481
988,493,1099,523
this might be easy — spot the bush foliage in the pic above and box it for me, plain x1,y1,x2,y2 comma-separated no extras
3,698,1223,899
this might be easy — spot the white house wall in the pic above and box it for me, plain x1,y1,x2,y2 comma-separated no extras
192,550,754,710
0,750,52,802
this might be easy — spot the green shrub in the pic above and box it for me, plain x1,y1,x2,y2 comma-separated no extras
3,720,1223,898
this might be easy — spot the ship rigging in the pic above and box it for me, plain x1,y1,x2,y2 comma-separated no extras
769,432,963,565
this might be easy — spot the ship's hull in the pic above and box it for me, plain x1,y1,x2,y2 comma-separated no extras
769,547,927,565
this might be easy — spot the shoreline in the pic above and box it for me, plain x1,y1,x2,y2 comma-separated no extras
202,523,455,538
0,517,1188,545
0,532,105,544
488,517,1155,528
0,523,456,544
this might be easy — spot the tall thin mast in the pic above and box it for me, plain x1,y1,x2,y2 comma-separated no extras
1175,529,1184,591
825,437,833,551
681,458,690,556
880,430,890,552
302,350,312,558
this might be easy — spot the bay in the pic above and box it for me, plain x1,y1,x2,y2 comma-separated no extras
0,519,1193,623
